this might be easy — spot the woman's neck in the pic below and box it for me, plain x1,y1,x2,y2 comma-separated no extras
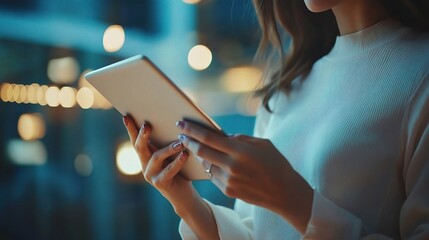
332,0,389,35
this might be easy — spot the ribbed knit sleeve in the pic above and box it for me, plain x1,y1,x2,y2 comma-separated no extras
303,75,429,239
399,75,429,239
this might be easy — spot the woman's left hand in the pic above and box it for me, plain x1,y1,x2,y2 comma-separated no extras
176,120,314,233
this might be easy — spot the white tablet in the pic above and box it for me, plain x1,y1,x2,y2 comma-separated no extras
85,55,224,180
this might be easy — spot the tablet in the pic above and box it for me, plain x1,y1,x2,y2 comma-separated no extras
85,55,223,180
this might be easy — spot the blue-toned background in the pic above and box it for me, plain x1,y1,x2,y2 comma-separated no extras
0,0,261,239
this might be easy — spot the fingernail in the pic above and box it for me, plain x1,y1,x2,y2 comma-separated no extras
140,124,146,134
123,116,128,126
176,121,185,130
178,134,187,141
172,141,183,150
144,123,151,132
179,151,188,160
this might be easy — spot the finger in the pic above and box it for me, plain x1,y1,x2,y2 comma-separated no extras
134,122,153,166
178,134,230,167
134,122,152,150
176,121,239,154
208,165,246,199
200,160,225,181
144,140,185,177
156,151,189,181
209,164,227,192
123,115,138,145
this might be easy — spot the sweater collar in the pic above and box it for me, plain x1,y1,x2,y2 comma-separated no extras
326,18,407,58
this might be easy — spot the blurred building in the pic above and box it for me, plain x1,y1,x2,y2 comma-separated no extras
0,0,260,239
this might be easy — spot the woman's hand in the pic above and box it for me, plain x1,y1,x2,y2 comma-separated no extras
122,115,195,211
123,116,221,239
176,120,314,233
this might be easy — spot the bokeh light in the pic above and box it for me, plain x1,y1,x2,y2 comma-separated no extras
7,140,47,165
76,87,94,109
18,84,27,103
12,84,20,102
80,74,112,109
37,85,48,106
17,113,46,141
74,154,93,176
116,141,142,175
188,44,212,70
47,57,80,84
220,66,262,92
27,83,39,104
45,86,60,107
1,83,12,102
58,86,77,108
103,25,125,52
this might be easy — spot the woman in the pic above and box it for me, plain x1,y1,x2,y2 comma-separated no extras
123,0,429,238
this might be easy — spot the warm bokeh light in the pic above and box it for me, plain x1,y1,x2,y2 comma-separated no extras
103,25,125,52
76,87,94,109
1,80,111,110
37,85,48,106
58,86,77,108
188,44,212,70
18,84,27,103
220,66,262,92
45,86,60,107
27,83,39,104
47,57,80,84
81,73,112,109
7,140,47,165
116,141,142,175
12,84,20,102
17,113,46,141
1,83,13,102
182,0,201,4
74,154,93,176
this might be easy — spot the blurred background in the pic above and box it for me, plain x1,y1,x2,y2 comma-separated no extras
0,0,262,239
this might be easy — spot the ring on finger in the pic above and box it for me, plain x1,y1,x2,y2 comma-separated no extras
205,163,213,178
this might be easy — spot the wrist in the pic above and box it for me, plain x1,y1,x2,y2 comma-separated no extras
174,190,220,240
172,187,204,218
275,171,314,234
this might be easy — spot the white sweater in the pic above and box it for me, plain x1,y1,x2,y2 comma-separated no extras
179,19,429,239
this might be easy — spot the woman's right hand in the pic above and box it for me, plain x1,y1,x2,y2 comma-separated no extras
123,115,221,239
122,115,197,213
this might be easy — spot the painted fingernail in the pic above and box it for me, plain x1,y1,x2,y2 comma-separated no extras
179,151,188,160
176,121,185,130
178,134,187,141
140,124,146,134
172,141,183,150
141,123,150,134
123,116,128,126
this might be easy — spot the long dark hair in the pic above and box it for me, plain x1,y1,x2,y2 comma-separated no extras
253,0,429,112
